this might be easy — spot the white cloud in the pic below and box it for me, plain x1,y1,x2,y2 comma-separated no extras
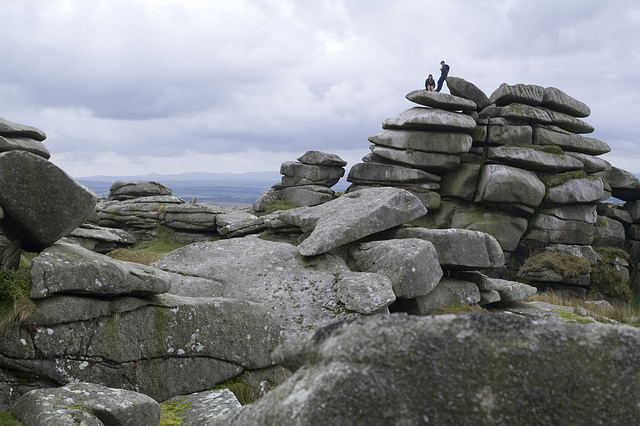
0,0,638,177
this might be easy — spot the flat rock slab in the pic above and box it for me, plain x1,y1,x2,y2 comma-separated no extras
499,103,553,123
541,87,591,117
486,146,584,172
0,116,46,141
370,145,461,173
30,242,172,299
153,238,357,338
594,166,640,201
11,382,160,426
544,177,604,205
0,135,50,159
347,162,441,184
405,89,477,111
533,125,608,155
382,107,477,132
368,129,472,154
490,83,544,106
279,187,427,256
0,151,97,251
212,314,640,425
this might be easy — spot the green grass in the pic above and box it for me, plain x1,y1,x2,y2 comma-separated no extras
0,267,35,335
0,410,20,425
159,397,190,426
540,170,589,188
107,237,186,265
262,200,300,214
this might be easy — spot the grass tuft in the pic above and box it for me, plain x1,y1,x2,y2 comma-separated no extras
107,238,185,265
0,268,35,334
519,251,591,278
263,200,300,214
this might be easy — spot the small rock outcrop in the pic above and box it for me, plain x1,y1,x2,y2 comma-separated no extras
253,151,347,212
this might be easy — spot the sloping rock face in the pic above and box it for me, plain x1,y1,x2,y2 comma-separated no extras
212,314,640,425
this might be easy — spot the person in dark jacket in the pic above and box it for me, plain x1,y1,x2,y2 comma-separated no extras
435,61,450,92
425,74,436,91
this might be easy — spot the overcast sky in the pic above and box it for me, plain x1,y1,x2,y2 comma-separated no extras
2,0,639,178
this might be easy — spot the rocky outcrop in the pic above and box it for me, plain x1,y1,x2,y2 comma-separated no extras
212,314,640,425
253,151,347,212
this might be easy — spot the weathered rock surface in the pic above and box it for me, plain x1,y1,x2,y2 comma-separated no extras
490,83,545,106
594,166,640,201
335,272,396,314
544,177,604,205
475,164,546,208
1,293,281,403
153,237,357,338
382,107,477,132
297,150,347,167
541,87,591,117
30,242,172,299
347,162,440,184
385,227,505,270
411,277,481,314
445,76,492,110
0,135,50,159
0,116,47,141
11,382,161,426
0,150,97,251
486,145,584,172
213,314,640,425
533,125,609,154
370,145,460,172
349,238,443,298
368,129,472,154
279,187,427,256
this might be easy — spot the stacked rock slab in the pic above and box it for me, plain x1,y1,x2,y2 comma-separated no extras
347,91,477,210
253,151,347,212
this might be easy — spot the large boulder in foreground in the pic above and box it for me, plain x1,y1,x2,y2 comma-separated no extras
278,187,427,256
11,382,160,426
0,151,97,251
212,313,640,425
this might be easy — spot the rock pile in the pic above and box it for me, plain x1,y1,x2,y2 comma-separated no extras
343,79,640,300
253,151,347,212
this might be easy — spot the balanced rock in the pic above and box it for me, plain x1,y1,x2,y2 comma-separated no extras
108,180,172,201
0,116,47,141
445,76,491,110
279,187,427,256
0,135,50,159
0,150,97,251
297,150,347,167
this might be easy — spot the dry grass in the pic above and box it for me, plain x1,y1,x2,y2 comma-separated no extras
527,290,640,327
0,268,35,334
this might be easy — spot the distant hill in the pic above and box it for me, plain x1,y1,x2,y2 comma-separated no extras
77,171,350,207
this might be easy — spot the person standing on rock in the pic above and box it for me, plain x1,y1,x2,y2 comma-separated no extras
425,74,436,91
435,61,450,92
